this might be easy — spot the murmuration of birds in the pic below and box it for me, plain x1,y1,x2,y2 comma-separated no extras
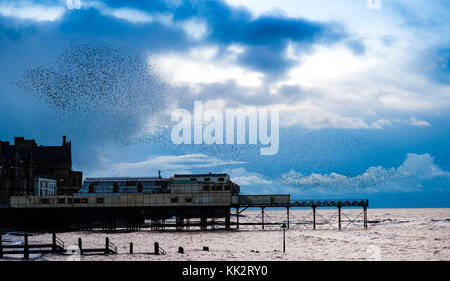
15,43,172,145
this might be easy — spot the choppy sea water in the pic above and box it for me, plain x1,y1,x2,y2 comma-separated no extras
1,208,449,261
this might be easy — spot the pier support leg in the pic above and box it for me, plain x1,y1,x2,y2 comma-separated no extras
236,208,239,229
52,233,56,252
312,206,316,230
200,216,207,231
78,238,83,255
364,207,368,229
24,234,29,260
186,218,190,230
261,207,265,230
0,234,2,258
210,217,216,230
105,237,110,255
338,206,342,230
286,207,290,229
225,208,230,230
176,216,184,231
154,242,159,255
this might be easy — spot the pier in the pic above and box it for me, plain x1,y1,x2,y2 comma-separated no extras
1,174,369,232
234,198,369,230
0,198,369,232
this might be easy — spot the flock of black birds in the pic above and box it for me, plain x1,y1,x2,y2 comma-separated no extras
16,44,172,145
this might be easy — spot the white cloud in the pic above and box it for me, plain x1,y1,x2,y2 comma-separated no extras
397,153,450,178
91,153,246,177
371,119,392,129
278,104,394,130
0,2,65,21
279,153,450,193
85,1,172,24
223,167,272,186
180,18,208,40
149,47,264,87
408,117,431,127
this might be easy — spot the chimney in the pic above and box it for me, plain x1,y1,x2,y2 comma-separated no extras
14,137,25,145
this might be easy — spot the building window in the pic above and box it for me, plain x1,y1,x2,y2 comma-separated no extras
97,198,104,204
224,185,230,191
41,198,50,204
185,197,192,203
204,178,210,182
171,197,178,203
113,183,119,193
126,181,137,186
218,177,224,182
74,198,80,204
81,198,88,204
68,198,73,204
137,182,143,193
203,185,209,191
57,198,65,204
88,183,94,193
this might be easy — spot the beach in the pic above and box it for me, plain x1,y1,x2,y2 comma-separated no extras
1,208,449,261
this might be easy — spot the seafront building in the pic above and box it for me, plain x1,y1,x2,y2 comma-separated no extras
0,136,82,208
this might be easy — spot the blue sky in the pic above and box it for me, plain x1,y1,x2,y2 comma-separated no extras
0,0,449,207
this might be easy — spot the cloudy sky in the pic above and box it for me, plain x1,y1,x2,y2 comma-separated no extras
0,0,449,207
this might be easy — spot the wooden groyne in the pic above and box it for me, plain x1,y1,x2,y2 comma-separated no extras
0,233,64,259
77,237,117,255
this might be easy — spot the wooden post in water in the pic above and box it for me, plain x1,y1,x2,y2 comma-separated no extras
154,242,159,255
129,243,133,254
23,234,29,260
105,237,110,254
281,223,286,253
78,238,83,255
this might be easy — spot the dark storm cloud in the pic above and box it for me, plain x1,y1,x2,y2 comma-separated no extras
57,8,193,53
104,0,171,11
76,0,349,77
172,0,347,77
